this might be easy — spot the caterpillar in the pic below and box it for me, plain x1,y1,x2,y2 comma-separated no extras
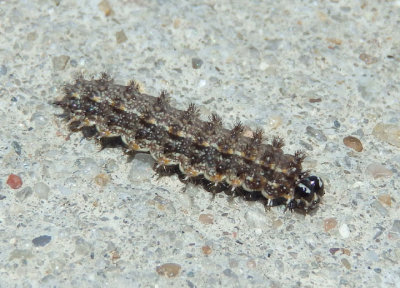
54,73,324,213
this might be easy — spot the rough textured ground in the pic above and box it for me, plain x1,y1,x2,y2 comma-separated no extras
0,0,399,287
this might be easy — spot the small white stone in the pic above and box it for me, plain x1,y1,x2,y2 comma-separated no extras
268,115,283,129
259,62,269,70
339,223,350,238
198,79,206,87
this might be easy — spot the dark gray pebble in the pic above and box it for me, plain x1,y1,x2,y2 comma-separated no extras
11,141,22,155
306,126,327,142
192,58,203,69
32,235,52,247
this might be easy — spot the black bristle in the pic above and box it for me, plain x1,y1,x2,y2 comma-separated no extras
125,80,140,94
272,136,284,149
252,128,263,146
209,113,222,129
230,121,244,140
294,150,306,163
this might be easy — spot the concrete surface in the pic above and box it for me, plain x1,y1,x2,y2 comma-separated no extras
0,0,399,287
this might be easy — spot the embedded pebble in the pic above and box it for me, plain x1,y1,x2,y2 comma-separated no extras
329,248,351,256
309,98,321,103
98,0,113,16
52,55,70,71
116,30,127,44
341,248,351,256
128,154,154,184
268,115,283,129
372,123,400,148
199,214,214,224
104,159,118,173
341,258,351,270
34,182,50,200
359,53,378,65
223,268,236,277
32,235,52,247
324,218,337,232
0,65,7,75
149,194,176,214
11,141,22,155
202,245,212,255
7,174,22,189
15,187,33,200
30,112,48,127
371,200,388,217
244,208,267,228
156,263,181,278
388,226,400,242
339,224,350,238
299,140,314,151
74,237,92,255
94,173,110,187
306,126,327,142
324,142,339,153
27,31,38,41
365,163,393,179
329,248,340,255
247,259,257,268
76,158,101,178
9,249,33,260
343,136,363,152
378,194,392,207
390,220,400,234
275,260,284,272
192,57,203,69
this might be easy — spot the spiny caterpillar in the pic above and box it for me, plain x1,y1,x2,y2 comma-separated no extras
54,73,324,213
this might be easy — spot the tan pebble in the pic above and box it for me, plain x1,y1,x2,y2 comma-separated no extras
341,258,351,270
341,248,351,256
343,136,363,152
272,219,283,228
309,98,322,103
326,38,342,45
173,19,181,29
111,250,120,262
116,30,127,44
199,214,214,224
378,194,392,207
94,173,110,187
247,259,257,268
359,53,378,64
324,218,337,232
156,263,181,278
98,0,113,16
372,123,400,148
366,163,393,179
202,245,212,255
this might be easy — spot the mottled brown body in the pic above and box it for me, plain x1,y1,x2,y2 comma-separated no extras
55,74,324,212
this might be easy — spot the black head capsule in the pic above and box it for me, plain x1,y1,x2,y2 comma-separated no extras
289,176,324,212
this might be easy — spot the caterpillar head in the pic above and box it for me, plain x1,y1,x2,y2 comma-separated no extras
287,176,324,212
